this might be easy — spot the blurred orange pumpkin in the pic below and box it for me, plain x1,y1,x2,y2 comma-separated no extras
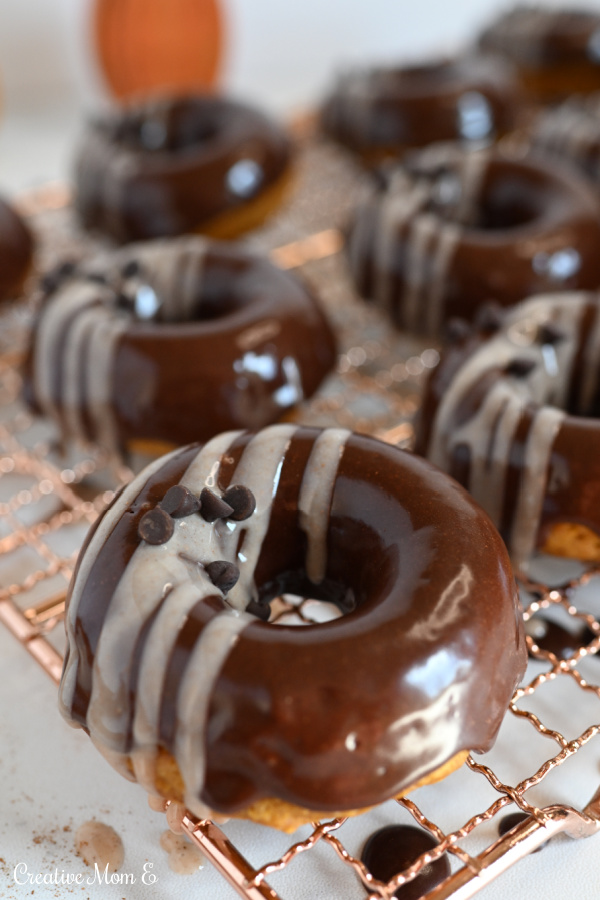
94,0,224,100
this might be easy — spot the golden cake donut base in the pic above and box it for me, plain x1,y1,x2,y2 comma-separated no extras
541,521,600,563
139,747,469,833
196,167,295,240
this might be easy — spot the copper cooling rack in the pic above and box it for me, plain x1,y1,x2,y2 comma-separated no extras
3,163,600,898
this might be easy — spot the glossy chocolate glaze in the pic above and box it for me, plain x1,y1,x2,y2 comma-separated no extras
348,146,600,336
416,292,600,566
0,196,34,303
22,238,336,455
60,426,525,818
361,824,450,899
322,55,520,162
74,94,292,243
478,7,600,100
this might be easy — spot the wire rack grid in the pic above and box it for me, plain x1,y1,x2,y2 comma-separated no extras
2,186,600,899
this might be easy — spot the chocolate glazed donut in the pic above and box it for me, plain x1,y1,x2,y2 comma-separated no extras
478,6,600,101
417,292,600,568
59,425,526,831
347,145,600,336
74,94,293,243
321,55,520,164
22,238,336,457
0,196,34,303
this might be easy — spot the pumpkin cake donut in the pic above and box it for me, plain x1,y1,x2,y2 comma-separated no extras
478,5,600,102
22,237,336,459
321,55,520,165
347,144,600,336
74,93,293,243
59,425,526,832
417,292,600,568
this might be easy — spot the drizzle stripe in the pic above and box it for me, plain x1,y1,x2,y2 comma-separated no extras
59,444,199,725
298,428,351,584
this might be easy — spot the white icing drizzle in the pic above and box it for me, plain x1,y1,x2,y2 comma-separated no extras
63,425,351,815
61,305,110,441
534,96,600,180
359,148,494,335
372,177,429,314
510,406,565,567
86,430,241,751
402,213,439,331
86,316,129,452
298,428,351,584
174,611,253,816
423,222,462,336
455,149,490,225
33,281,105,425
59,447,183,719
428,293,590,565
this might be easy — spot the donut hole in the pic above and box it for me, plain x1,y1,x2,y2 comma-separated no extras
472,178,544,231
191,261,254,321
268,593,344,626
250,572,356,626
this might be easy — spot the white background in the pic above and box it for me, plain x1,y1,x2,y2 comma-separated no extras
2,0,595,191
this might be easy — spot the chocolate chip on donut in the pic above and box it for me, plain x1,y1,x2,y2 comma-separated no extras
138,507,175,545
200,488,234,523
160,485,200,519
222,484,256,521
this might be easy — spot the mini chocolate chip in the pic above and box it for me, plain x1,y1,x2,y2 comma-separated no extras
246,598,270,621
40,260,77,294
206,560,240,594
200,488,234,522
361,825,450,899
40,273,60,294
138,507,174,545
498,812,546,852
223,484,256,521
506,357,536,378
444,317,472,344
86,272,108,285
122,259,141,279
116,292,134,311
57,260,77,279
538,322,566,346
160,484,200,519
474,301,504,333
